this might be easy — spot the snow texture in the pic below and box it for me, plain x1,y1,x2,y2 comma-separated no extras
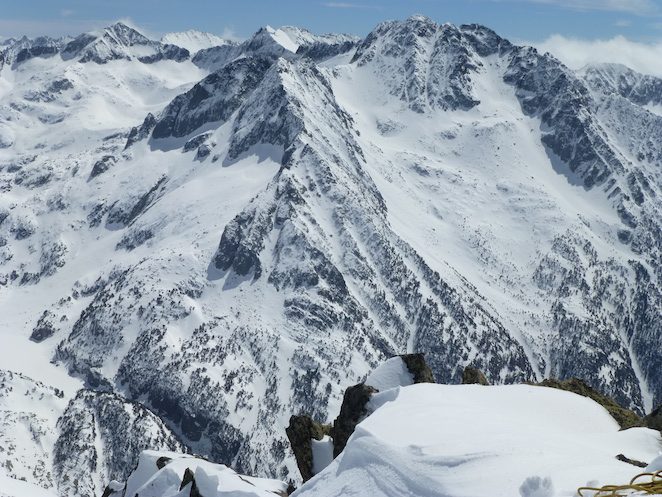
364,357,414,391
122,450,287,497
294,384,662,497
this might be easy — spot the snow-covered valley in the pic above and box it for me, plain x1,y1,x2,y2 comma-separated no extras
0,15,661,497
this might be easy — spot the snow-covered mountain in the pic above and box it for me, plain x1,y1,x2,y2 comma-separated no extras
161,30,232,54
0,15,661,497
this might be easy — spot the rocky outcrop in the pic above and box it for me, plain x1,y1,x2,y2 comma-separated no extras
151,56,273,140
89,155,117,179
351,17,506,112
462,366,490,385
331,383,378,458
286,354,437,481
285,415,332,482
125,113,156,150
644,405,662,432
400,353,435,383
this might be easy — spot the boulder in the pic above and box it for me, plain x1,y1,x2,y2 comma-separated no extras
400,353,435,383
285,415,331,482
180,467,202,497
462,366,490,385
331,383,378,457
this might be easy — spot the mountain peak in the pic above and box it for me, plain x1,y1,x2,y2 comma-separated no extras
102,21,152,46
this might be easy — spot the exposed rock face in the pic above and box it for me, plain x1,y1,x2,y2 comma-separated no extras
331,384,378,457
89,155,117,179
2,36,67,66
285,415,332,482
351,17,510,112
125,113,157,149
152,56,273,140
644,405,662,432
536,378,642,429
582,63,662,108
400,353,435,383
462,366,490,386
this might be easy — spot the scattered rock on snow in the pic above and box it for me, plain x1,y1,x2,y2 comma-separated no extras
462,366,490,385
400,353,435,384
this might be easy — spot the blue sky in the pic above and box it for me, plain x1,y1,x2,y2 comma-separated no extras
1,0,662,42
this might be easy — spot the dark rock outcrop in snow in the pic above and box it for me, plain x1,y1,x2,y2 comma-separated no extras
462,366,490,385
286,415,332,482
644,405,662,432
400,353,435,383
331,383,377,457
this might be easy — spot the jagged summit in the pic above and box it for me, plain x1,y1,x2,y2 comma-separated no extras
192,24,360,71
581,62,662,107
351,16,512,112
61,21,189,63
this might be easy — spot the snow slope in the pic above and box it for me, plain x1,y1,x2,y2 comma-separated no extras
295,384,662,497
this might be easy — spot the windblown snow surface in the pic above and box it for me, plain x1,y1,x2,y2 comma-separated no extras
105,383,662,497
295,384,662,497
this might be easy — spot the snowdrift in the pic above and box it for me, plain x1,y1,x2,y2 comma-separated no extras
294,384,662,497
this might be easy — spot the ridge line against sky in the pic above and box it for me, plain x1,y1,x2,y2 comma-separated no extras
2,0,662,41
2,1,662,77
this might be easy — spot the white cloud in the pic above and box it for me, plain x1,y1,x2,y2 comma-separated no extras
533,34,662,76
219,27,244,43
614,19,633,26
507,0,656,14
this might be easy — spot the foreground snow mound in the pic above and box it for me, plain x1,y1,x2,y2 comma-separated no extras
113,450,287,497
294,384,662,497
364,356,414,391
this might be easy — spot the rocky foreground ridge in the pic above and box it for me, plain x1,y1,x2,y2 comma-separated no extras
102,355,662,497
